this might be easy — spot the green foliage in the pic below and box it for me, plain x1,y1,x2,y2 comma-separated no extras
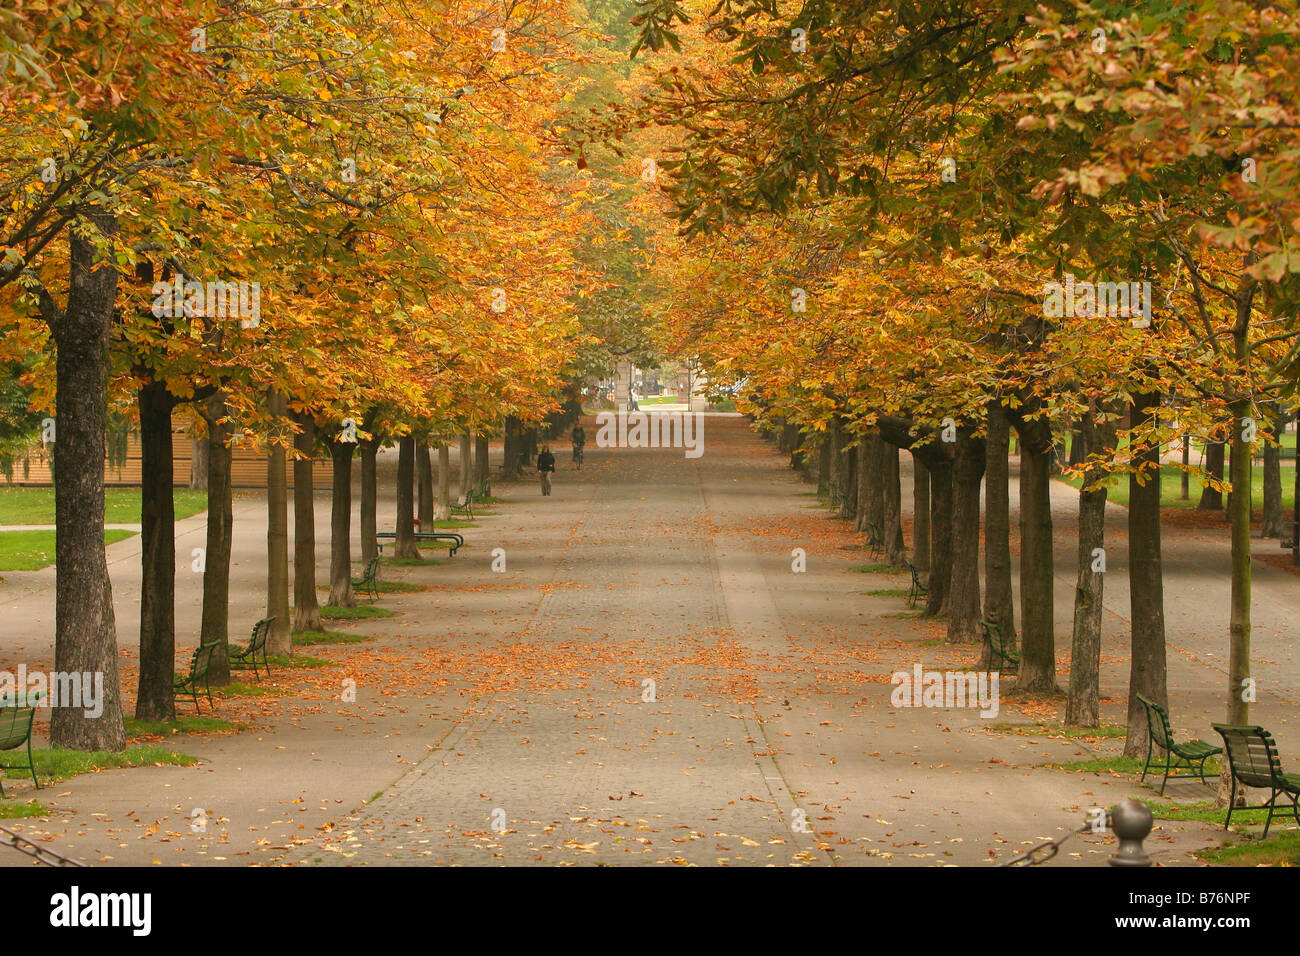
0,361,42,482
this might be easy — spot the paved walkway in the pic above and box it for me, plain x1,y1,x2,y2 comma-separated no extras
0,416,1292,866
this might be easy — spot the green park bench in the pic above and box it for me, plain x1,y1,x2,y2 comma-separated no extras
449,489,476,520
174,641,219,714
1212,723,1300,839
356,556,381,602
907,562,927,608
1136,694,1221,794
376,530,463,557
0,690,43,795
980,619,1019,673
230,616,275,680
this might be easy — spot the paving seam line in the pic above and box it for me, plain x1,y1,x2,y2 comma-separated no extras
280,477,603,862
694,463,830,864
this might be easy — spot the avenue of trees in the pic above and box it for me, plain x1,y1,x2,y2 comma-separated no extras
3,0,1299,814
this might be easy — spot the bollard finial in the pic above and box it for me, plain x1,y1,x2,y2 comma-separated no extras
1108,799,1153,867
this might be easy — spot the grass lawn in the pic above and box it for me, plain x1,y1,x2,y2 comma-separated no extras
986,721,1127,740
322,578,428,594
265,653,336,668
0,486,209,525
125,715,243,738
0,528,135,571
1048,755,1223,777
293,629,371,646
358,578,426,594
382,552,448,567
318,604,393,620
2,745,197,787
215,680,287,698
0,800,49,819
1057,462,1295,511
1196,828,1300,865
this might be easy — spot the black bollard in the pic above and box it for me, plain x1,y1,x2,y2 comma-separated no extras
1108,799,1153,867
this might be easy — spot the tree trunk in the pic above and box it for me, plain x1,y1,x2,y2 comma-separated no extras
1221,319,1255,802
912,455,930,573
265,390,291,657
459,434,473,500
1016,423,1057,693
503,417,523,477
947,429,985,644
1065,412,1116,727
1199,440,1224,510
436,445,452,519
190,434,208,490
1124,391,1168,757
44,208,126,751
786,424,803,470
292,409,322,633
837,420,856,519
502,421,517,477
865,434,885,533
327,434,355,608
1261,404,1283,538
136,380,177,721
200,392,233,686
1067,425,1086,467
475,433,490,492
1180,430,1191,500
924,459,952,617
817,439,831,494
983,401,1016,663
360,436,379,567
417,440,434,528
854,439,871,532
828,421,843,508
396,435,420,559
883,442,906,565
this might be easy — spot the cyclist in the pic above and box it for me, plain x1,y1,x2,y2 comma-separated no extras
537,445,556,496
571,424,586,467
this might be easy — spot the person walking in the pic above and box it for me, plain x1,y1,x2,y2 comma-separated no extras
537,445,556,496
570,424,586,467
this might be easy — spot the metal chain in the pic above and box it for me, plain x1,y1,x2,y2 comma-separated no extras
0,823,86,867
1000,821,1095,867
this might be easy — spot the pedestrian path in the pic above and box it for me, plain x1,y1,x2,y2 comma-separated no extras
0,416,1280,866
